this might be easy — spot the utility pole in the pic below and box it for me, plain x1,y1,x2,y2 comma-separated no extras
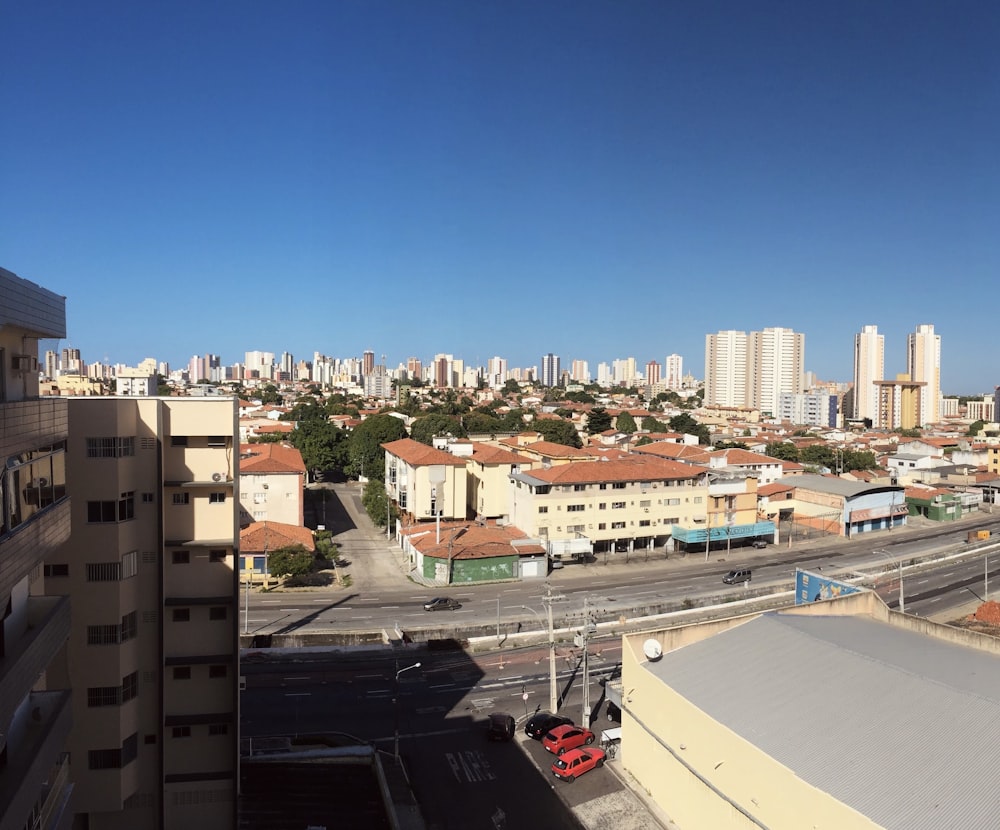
580,596,592,726
544,584,558,713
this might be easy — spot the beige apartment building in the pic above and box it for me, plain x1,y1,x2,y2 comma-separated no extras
383,438,468,523
237,442,306,527
51,396,239,830
0,268,73,830
508,456,708,557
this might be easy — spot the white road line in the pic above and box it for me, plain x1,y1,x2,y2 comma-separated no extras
381,605,400,609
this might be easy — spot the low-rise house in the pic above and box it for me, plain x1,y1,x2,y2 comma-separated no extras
239,520,316,585
238,442,307,527
775,474,907,536
705,447,786,486
399,519,547,583
383,438,469,522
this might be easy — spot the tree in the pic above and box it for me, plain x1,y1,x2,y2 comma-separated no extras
765,442,799,462
463,412,505,435
616,411,638,434
641,415,668,432
502,378,521,395
362,480,396,529
586,407,613,435
968,420,986,437
667,413,711,444
346,413,408,480
257,384,281,405
266,545,315,579
532,419,582,448
288,418,348,474
410,413,466,446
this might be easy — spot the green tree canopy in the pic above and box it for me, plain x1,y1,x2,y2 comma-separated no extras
257,384,282,405
362,480,397,529
968,420,986,436
532,418,582,448
463,412,506,435
346,414,408,480
410,413,467,446
267,545,315,579
288,418,349,474
616,411,638,434
667,413,711,444
641,415,669,432
764,442,799,462
502,378,521,395
586,407,613,435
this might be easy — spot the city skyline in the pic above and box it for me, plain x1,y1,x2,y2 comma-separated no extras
4,3,998,392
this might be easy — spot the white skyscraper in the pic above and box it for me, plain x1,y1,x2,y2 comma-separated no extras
704,331,748,408
748,327,805,416
853,325,884,423
540,353,560,387
487,356,508,389
665,354,683,390
907,323,941,426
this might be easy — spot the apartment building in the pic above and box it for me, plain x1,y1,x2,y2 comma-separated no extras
907,324,941,426
704,330,748,408
383,438,468,523
852,324,884,423
49,396,239,830
0,268,73,830
508,456,708,556
237,443,306,527
748,327,805,417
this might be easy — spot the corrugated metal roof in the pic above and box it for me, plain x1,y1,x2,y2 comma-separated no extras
649,613,1000,829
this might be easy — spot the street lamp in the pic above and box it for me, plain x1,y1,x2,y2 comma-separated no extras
394,660,421,762
873,548,904,613
523,593,558,714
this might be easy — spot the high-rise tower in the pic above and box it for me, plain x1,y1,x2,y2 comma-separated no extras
907,324,941,426
853,325,884,423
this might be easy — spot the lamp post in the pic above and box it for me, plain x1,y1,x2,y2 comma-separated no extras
874,548,904,613
522,600,558,714
394,660,421,762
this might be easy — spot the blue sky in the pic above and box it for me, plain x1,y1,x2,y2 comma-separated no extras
2,1,997,394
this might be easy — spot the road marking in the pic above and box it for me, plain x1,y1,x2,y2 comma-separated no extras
429,683,455,690
381,605,400,609
261,600,281,604
445,750,496,783
284,676,310,681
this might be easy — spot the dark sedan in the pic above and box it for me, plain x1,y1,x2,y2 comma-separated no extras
423,597,462,611
524,712,574,740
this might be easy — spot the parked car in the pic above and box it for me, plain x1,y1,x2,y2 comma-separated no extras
551,747,606,781
524,712,573,740
751,539,768,549
486,712,515,742
423,597,462,611
722,568,752,584
542,724,596,755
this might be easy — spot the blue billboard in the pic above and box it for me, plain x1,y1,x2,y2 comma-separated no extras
795,569,861,605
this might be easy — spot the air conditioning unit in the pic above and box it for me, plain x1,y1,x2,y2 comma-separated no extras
212,472,224,482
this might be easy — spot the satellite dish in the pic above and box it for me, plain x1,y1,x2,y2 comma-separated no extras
643,639,663,661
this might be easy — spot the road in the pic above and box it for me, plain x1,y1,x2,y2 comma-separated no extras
241,485,1000,635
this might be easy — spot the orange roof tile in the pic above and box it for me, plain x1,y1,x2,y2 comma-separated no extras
521,456,703,484
239,443,307,474
240,521,315,552
382,438,467,466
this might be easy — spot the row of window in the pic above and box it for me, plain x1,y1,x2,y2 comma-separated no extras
172,607,229,621
46,549,228,578
528,479,690,495
86,437,135,458
87,612,138,645
545,518,681,534
87,672,139,707
173,723,229,738
89,733,138,770
172,664,229,679
541,497,693,513
172,492,227,505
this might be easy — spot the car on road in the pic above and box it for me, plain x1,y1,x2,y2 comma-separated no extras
551,747,606,781
423,597,462,611
486,712,516,742
722,567,752,584
542,724,596,755
751,539,768,549
524,712,573,740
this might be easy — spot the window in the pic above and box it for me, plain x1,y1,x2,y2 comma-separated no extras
538,506,548,514
612,482,626,490
172,609,190,622
209,606,227,620
209,549,227,563
141,492,154,503
86,437,135,458
209,664,228,678
87,611,137,645
253,510,265,521
171,436,188,447
398,488,407,509
2,442,68,534
611,521,626,529
639,520,651,527
567,504,585,512
88,733,137,770
173,667,191,680
122,671,138,703
172,550,190,565
598,503,607,510
121,611,137,642
86,492,134,523
599,483,607,490
209,492,226,503
639,500,651,508
567,524,585,533
172,726,191,738
44,563,69,577
209,724,229,736
573,484,586,492
208,436,227,447
87,553,137,582
172,493,190,506
666,516,679,524
253,492,266,504
598,523,607,530
611,502,626,509
88,685,121,707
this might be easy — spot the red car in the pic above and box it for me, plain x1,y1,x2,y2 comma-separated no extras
551,747,606,781
542,724,596,755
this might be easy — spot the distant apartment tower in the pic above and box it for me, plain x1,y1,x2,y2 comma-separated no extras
645,360,661,386
596,362,612,387
852,325,884,423
279,351,294,378
704,330,748,408
0,267,74,830
486,356,507,389
665,354,683,390
54,396,239,829
907,324,941,426
362,350,375,376
433,354,453,388
994,387,1000,425
540,353,560,388
778,391,838,428
875,375,926,430
188,354,205,383
244,351,274,381
406,357,423,382
44,348,59,378
748,327,805,417
570,360,589,383
612,357,637,386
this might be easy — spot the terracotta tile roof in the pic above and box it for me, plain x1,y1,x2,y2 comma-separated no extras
709,448,784,465
239,521,315,553
256,423,294,434
382,438,467,466
520,456,703,485
758,482,795,496
519,441,601,459
633,442,711,463
470,443,534,465
239,443,307,474
401,520,545,560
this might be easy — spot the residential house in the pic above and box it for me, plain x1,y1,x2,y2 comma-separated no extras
238,443,307,527
383,438,469,522
239,521,316,585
